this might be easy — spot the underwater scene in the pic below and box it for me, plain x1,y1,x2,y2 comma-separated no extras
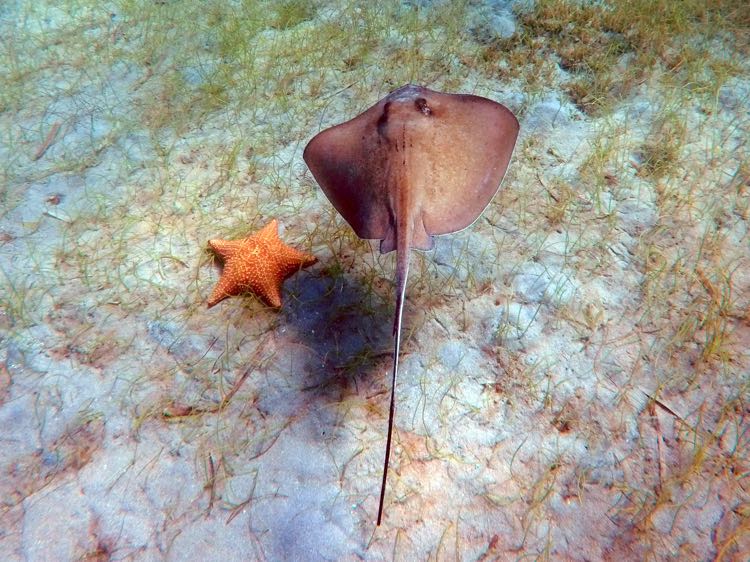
1,0,748,560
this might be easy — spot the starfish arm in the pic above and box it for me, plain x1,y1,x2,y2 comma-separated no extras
260,281,283,308
257,219,279,243
208,239,245,259
207,274,240,308
284,245,316,263
275,248,317,279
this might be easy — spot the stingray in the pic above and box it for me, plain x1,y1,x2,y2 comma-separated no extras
304,84,519,525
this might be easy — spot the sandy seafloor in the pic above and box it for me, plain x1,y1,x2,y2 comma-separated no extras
1,0,749,560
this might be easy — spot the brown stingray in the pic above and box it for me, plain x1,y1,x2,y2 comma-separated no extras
303,84,519,525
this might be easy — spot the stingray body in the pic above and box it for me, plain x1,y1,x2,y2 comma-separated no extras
304,84,519,524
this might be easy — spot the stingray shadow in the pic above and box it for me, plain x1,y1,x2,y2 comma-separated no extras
281,267,395,404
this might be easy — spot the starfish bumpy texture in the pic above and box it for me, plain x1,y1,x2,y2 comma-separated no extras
206,219,316,308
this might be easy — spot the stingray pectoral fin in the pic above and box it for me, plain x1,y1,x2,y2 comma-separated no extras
421,95,519,236
303,103,392,241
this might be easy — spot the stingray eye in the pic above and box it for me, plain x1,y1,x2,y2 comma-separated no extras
415,98,432,116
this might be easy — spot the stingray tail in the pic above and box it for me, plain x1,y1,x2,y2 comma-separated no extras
377,221,410,526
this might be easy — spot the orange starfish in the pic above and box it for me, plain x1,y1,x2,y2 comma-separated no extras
207,219,317,308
